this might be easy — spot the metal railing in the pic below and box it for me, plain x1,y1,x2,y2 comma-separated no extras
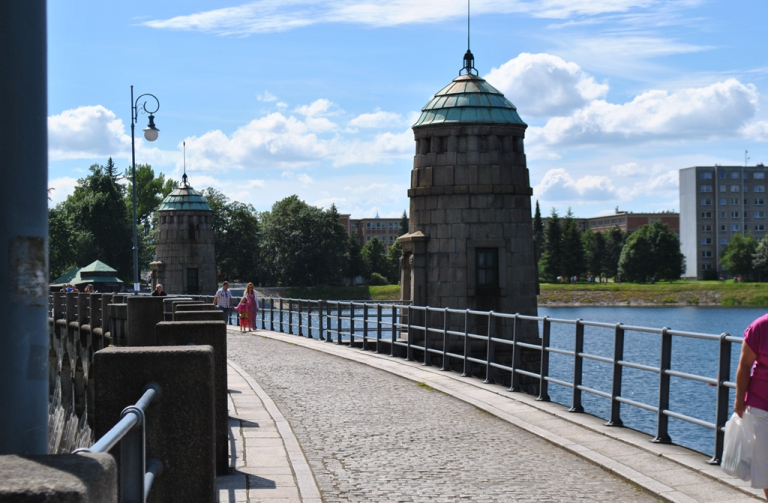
75,383,163,503
254,297,737,464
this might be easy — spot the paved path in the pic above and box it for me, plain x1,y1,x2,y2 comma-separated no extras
220,328,763,502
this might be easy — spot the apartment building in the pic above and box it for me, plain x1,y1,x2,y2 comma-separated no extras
680,165,768,279
349,216,402,247
539,210,679,235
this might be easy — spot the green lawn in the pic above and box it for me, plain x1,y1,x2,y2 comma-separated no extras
285,284,401,301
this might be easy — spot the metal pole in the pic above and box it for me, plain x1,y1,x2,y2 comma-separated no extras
130,86,139,294
0,0,49,455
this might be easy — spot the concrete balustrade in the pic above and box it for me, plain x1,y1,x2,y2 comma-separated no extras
173,310,225,322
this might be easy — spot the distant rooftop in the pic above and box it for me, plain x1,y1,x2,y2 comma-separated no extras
157,173,212,212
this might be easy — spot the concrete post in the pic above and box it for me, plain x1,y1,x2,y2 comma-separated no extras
155,321,228,475
94,346,216,503
125,297,165,346
0,0,49,455
173,311,225,322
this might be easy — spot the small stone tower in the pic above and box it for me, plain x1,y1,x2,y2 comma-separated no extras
398,49,538,331
151,173,216,295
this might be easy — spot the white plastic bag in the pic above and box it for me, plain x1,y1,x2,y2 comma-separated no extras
722,411,755,481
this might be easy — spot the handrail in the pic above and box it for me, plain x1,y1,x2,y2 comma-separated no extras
75,383,162,503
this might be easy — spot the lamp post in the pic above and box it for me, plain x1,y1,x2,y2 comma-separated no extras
130,86,160,294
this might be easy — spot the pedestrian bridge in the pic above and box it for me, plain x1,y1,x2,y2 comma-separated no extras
220,326,761,502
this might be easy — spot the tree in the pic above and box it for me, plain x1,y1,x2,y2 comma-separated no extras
618,222,684,282
385,241,403,284
721,233,758,279
533,201,544,264
582,230,607,279
605,227,626,279
561,208,585,278
346,235,364,281
399,210,409,236
361,237,388,281
540,208,563,282
753,236,768,281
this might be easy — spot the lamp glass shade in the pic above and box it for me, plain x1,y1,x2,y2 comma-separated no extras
143,127,159,142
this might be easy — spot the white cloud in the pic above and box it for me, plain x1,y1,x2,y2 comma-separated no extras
610,162,644,177
333,129,413,166
257,91,279,102
48,106,130,160
142,0,660,36
535,168,618,202
485,53,608,117
294,98,339,117
529,79,759,147
742,121,768,142
48,177,78,206
349,110,404,128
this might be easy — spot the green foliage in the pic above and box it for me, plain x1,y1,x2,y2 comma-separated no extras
385,241,402,284
369,272,389,285
361,237,388,280
561,208,585,278
582,230,607,278
540,208,563,282
399,210,409,236
533,200,544,264
618,222,684,282
259,195,348,286
346,235,364,280
721,233,758,278
605,227,626,278
752,235,768,281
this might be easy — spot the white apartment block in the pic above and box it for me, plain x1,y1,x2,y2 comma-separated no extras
680,164,768,279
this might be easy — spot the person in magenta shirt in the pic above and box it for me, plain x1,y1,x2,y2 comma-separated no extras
735,313,768,497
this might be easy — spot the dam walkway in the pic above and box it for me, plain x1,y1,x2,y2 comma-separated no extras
217,327,763,503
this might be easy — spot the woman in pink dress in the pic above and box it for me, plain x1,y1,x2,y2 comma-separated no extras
245,282,259,331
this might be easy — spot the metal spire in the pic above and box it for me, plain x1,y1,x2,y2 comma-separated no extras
461,0,477,75
182,141,189,187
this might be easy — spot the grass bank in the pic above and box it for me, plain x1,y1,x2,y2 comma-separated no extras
539,281,768,307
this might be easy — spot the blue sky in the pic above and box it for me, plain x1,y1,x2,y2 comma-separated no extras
48,0,768,219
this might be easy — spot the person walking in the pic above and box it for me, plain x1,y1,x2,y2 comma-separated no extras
213,281,233,325
735,313,768,499
244,282,259,332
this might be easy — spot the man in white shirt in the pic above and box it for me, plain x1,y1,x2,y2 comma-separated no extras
213,281,233,325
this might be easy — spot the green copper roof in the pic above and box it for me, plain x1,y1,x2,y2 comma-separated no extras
413,51,526,128
79,260,117,274
157,174,212,212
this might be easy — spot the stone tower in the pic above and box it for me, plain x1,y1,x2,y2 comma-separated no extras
151,173,216,295
398,49,538,326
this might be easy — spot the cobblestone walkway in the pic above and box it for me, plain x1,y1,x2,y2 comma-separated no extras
227,332,660,502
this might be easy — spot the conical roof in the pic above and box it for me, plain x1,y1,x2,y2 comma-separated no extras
413,51,526,128
157,173,212,211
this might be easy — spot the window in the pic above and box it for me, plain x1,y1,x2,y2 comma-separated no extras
732,224,740,231
186,267,199,295
720,211,728,218
701,198,712,205
700,185,712,193
757,198,766,205
366,222,371,230
701,224,712,231
757,211,766,219
702,250,713,258
476,248,499,291
756,172,765,180
731,172,740,179
731,185,741,192
701,238,712,245
703,264,713,271
719,198,727,205
732,198,741,205
757,224,766,232
701,172,712,179
756,186,766,193
720,185,727,192
721,238,728,244
719,172,727,179
701,211,712,218
720,224,727,231
732,211,740,218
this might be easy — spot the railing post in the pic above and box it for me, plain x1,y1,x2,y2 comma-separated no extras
269,297,275,332
362,303,369,351
711,333,732,464
119,404,146,503
336,302,342,345
461,310,470,377
653,327,673,444
288,299,293,335
406,308,413,361
297,300,303,337
318,301,325,341
441,308,449,371
390,305,397,357
538,317,551,401
349,302,355,347
607,323,625,426
570,319,585,413
509,314,521,392
484,312,494,383
376,304,383,354
423,307,431,366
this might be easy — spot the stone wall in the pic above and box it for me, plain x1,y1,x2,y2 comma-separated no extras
154,209,216,296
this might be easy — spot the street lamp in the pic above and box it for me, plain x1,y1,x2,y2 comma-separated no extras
130,85,160,294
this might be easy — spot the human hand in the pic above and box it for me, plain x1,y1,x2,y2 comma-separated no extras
735,399,746,418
